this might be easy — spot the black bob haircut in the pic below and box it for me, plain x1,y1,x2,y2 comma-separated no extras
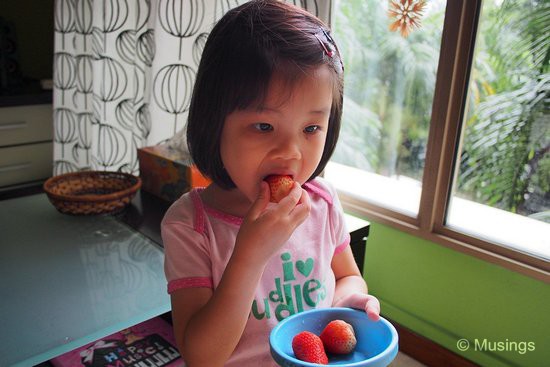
186,0,344,189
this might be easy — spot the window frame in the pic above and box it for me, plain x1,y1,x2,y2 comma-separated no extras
333,0,550,283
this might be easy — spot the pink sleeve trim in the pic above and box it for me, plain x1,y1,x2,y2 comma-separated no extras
334,234,351,255
167,277,213,294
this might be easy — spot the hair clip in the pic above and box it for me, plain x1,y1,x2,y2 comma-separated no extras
314,33,334,58
321,28,335,44
315,28,344,73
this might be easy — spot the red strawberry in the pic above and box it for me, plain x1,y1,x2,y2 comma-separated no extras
265,175,294,203
320,320,357,354
292,331,329,364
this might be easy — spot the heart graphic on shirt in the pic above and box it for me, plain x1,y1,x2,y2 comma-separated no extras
296,258,314,277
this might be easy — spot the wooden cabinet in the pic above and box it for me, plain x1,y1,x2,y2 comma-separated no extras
0,104,53,188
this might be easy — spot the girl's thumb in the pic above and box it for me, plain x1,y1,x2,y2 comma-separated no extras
249,181,270,216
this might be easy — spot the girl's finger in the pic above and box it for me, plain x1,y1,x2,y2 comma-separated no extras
277,182,303,210
365,295,381,321
289,189,311,223
247,181,270,218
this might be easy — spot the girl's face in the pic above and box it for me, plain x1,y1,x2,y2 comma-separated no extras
220,65,333,204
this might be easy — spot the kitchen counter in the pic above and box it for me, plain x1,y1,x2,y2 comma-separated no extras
0,193,170,367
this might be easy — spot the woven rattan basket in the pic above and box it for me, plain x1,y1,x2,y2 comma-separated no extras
44,171,141,215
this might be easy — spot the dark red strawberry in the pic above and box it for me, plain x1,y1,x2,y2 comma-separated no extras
320,319,357,354
265,175,294,203
292,331,329,364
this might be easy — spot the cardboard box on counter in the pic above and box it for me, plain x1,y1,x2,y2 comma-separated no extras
137,144,210,203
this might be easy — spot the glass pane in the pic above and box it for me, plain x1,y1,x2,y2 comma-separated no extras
0,194,170,366
448,0,550,259
326,0,447,216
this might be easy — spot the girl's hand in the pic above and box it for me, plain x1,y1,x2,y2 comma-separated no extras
334,292,381,321
235,181,311,263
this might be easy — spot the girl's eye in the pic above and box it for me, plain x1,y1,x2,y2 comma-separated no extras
254,123,273,132
304,125,320,134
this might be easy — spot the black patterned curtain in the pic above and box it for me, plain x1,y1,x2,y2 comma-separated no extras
53,0,330,175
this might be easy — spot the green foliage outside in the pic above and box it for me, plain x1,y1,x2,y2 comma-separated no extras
332,0,549,221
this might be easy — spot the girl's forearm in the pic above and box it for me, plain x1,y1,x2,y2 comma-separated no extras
182,248,268,367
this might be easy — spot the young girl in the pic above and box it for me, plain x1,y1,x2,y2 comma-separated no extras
161,1,380,366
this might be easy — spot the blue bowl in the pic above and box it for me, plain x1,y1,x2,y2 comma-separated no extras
270,308,398,367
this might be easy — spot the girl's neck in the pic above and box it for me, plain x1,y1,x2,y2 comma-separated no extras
199,184,252,218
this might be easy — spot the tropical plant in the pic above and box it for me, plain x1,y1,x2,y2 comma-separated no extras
457,0,550,219
332,0,444,177
332,0,548,221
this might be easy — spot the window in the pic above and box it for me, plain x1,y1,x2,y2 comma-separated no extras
327,0,549,280
447,0,549,261
327,0,447,217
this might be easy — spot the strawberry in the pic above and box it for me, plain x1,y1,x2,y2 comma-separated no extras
265,175,294,203
292,331,329,364
320,319,357,354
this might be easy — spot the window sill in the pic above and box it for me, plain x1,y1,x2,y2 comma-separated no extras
325,162,550,282
447,198,549,261
326,162,421,217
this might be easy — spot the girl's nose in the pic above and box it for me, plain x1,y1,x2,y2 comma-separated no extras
272,134,302,161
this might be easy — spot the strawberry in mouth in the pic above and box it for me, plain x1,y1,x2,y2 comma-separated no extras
264,175,294,203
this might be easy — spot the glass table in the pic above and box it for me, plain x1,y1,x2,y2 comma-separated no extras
0,194,170,367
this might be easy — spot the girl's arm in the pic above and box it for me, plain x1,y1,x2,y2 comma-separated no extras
170,252,267,367
171,183,311,367
331,246,380,321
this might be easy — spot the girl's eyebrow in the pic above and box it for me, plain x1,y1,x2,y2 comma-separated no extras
254,105,279,113
253,105,331,115
309,107,331,115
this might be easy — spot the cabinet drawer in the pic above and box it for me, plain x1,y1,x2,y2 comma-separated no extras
0,143,53,187
0,105,53,147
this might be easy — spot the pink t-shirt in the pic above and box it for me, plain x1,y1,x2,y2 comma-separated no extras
162,177,350,366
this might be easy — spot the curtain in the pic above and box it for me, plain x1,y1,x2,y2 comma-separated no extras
53,0,331,175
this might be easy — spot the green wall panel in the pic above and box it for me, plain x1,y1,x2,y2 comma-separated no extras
362,220,549,367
